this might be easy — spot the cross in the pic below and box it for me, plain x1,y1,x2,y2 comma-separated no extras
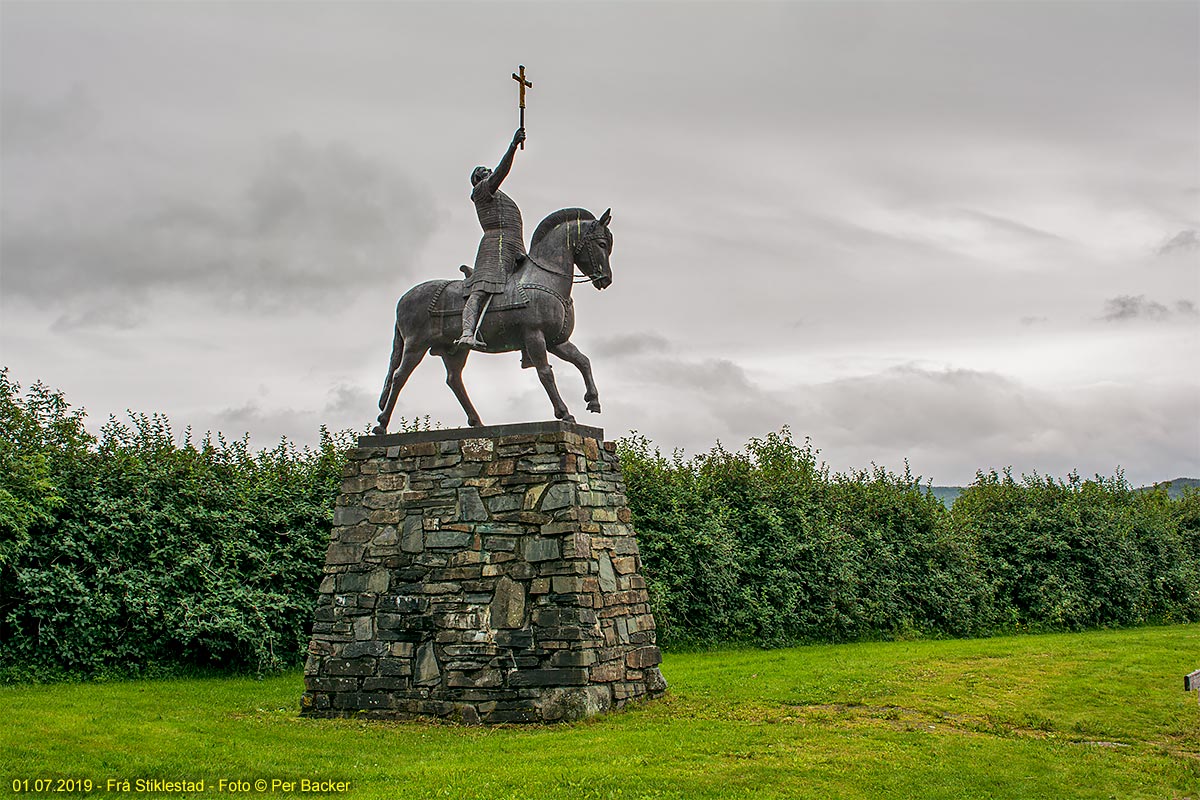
512,65,532,149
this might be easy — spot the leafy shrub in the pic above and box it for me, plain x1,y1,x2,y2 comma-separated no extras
952,470,1200,630
620,429,992,647
0,370,86,571
621,430,1200,648
0,370,352,680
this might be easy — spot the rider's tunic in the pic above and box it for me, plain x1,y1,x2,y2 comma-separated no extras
465,182,526,297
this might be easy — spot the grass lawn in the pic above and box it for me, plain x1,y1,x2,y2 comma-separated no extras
3,624,1197,799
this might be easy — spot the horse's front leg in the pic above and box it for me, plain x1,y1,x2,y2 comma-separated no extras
549,341,600,413
525,330,574,422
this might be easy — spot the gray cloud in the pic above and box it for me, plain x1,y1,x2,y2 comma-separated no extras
626,357,797,441
954,208,1066,243
1158,229,1199,256
801,367,1199,483
198,401,313,446
245,137,427,243
604,361,1198,485
0,87,98,152
1101,295,1171,322
806,367,1055,451
2,136,437,324
560,338,793,440
49,293,146,332
193,383,376,444
323,383,374,419
588,332,670,359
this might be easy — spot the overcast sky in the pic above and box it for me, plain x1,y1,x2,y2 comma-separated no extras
2,1,1197,486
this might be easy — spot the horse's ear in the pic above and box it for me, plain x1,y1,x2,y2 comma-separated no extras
598,208,611,226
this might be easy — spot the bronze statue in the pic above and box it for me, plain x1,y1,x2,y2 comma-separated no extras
457,127,527,349
373,126,613,433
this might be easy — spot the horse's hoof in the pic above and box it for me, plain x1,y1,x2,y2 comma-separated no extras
467,418,482,427
586,401,601,413
561,415,576,424
372,425,387,435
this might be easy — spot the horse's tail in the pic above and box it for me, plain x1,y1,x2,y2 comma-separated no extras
379,314,405,411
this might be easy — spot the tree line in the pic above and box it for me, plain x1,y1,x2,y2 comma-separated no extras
2,370,1196,680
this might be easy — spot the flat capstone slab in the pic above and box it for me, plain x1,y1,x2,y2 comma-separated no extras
360,420,604,449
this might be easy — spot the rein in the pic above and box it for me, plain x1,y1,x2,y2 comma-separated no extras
525,253,598,284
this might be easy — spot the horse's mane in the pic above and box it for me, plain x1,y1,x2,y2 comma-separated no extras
530,208,596,253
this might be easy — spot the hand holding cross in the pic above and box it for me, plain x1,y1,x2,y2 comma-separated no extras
512,65,532,149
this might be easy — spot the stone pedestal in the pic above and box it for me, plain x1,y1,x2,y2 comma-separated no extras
300,421,666,723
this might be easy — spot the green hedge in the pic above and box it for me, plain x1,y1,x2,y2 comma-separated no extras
2,371,1197,678
621,433,1200,648
949,470,1199,631
0,370,349,679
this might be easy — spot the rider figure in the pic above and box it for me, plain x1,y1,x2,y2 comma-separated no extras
456,127,528,350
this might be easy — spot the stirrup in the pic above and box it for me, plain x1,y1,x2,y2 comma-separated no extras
455,333,487,350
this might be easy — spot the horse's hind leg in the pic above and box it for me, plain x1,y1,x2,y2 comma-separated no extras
441,349,482,427
550,341,601,414
525,329,573,422
379,322,405,410
374,341,430,435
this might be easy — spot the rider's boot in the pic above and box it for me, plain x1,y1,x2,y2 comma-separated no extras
455,292,486,350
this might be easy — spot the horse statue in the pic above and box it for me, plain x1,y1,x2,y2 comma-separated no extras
374,207,613,434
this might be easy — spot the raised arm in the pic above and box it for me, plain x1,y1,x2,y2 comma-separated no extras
486,128,526,194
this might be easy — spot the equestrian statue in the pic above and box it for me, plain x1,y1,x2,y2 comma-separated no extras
374,125,614,434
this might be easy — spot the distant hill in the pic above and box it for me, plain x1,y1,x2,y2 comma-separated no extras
1135,477,1200,500
929,486,964,508
928,478,1198,508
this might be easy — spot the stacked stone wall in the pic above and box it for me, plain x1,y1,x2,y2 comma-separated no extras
301,421,666,723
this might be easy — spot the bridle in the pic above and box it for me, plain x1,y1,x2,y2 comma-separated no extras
527,227,610,284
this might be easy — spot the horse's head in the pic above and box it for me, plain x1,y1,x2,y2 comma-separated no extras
573,208,613,290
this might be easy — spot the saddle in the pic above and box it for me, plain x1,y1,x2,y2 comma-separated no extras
427,261,532,345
